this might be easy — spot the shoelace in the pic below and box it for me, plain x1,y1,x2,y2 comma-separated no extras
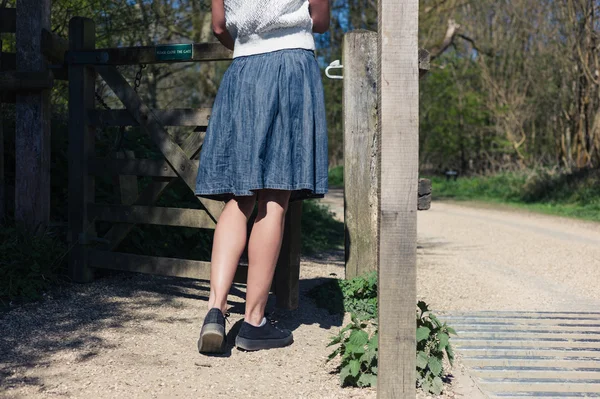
223,311,231,325
266,315,283,330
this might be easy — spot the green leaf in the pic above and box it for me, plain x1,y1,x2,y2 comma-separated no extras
327,347,341,362
349,359,361,377
446,326,458,336
348,329,369,347
361,347,377,364
431,376,444,395
416,326,431,342
438,332,450,351
327,335,342,347
428,356,443,376
340,323,354,335
368,333,378,349
340,364,353,385
416,351,428,369
357,373,377,387
344,343,366,356
417,301,429,314
429,314,442,328
446,344,455,366
421,378,431,392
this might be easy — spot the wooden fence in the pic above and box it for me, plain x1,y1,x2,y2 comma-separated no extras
64,17,303,310
0,9,301,310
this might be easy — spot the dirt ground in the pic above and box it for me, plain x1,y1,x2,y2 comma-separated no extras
7,193,596,398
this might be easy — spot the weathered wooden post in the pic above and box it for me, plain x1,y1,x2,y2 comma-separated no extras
0,38,4,224
343,31,379,280
274,201,303,309
68,17,96,282
378,0,419,397
343,32,430,280
15,0,51,232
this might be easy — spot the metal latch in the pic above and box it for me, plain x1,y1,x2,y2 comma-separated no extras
325,60,343,80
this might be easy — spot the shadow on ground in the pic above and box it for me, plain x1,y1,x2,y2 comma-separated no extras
0,269,344,391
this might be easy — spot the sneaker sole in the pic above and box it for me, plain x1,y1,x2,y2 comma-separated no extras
235,334,294,351
198,323,225,354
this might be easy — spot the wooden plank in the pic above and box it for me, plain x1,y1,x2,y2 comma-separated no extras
417,194,431,211
343,30,378,280
67,42,232,66
90,157,184,178
0,52,15,71
88,250,248,283
41,28,69,63
0,70,54,91
0,8,16,33
95,65,224,222
0,40,4,224
68,17,96,283
88,204,217,229
115,151,138,205
377,0,419,397
274,201,303,310
98,130,207,251
418,178,432,210
87,108,211,127
15,0,52,232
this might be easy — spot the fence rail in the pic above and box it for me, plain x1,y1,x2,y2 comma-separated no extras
67,43,232,65
87,108,212,127
0,8,16,33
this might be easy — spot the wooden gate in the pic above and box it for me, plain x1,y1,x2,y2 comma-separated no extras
66,17,302,310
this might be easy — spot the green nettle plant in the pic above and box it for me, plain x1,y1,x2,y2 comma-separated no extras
416,301,457,394
326,314,378,388
324,286,457,394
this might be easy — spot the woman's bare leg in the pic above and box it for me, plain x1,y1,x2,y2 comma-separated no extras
244,189,291,326
207,194,256,313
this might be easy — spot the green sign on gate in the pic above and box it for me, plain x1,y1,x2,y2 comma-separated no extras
155,44,193,61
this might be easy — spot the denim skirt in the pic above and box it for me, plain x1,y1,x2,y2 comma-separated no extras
194,49,328,202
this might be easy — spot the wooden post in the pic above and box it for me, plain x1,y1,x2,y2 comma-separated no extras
378,0,419,397
15,0,51,232
0,39,4,225
274,201,303,310
68,17,96,283
343,31,378,279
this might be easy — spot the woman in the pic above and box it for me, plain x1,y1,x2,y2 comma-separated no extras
195,0,330,353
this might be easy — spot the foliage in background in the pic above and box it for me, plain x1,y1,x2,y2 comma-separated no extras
416,301,456,395
0,223,67,302
430,169,600,222
300,201,344,255
328,165,344,188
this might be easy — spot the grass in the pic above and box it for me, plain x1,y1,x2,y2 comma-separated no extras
328,165,344,188
301,200,344,254
0,222,68,303
430,169,600,222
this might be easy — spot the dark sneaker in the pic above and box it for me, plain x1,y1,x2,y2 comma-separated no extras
198,308,228,354
235,318,294,351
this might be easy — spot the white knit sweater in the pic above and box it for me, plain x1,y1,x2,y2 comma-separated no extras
225,0,315,58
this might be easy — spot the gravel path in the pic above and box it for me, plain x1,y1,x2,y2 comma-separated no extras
418,201,600,313
4,195,593,398
1,252,379,399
